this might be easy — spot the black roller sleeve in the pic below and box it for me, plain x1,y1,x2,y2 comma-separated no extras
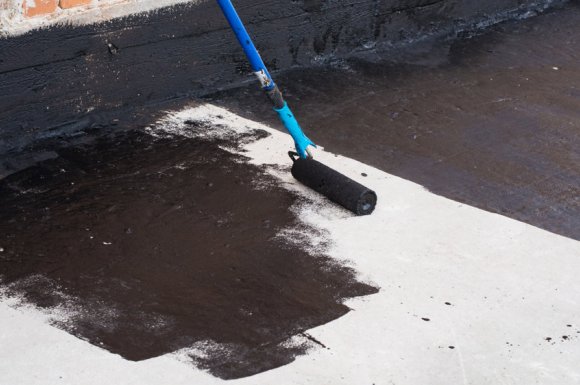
289,153,377,215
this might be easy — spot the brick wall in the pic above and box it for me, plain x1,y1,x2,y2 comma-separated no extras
2,0,95,20
22,0,91,17
0,0,191,35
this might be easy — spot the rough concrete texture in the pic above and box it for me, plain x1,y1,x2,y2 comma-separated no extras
1,102,579,385
0,2,579,384
0,0,568,156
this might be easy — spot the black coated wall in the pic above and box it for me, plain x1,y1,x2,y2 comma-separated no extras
0,0,566,154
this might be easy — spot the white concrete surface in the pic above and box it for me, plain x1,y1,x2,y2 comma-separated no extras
1,103,579,385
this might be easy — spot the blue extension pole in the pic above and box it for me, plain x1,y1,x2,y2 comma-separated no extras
216,0,316,159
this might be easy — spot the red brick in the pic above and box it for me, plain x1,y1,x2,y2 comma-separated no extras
23,0,58,17
59,0,91,9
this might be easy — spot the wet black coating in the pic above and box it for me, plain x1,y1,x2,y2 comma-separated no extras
212,3,580,240
0,129,377,379
0,0,565,155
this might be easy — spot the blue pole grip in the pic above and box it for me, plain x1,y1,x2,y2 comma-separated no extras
216,0,275,90
217,0,316,158
275,102,316,159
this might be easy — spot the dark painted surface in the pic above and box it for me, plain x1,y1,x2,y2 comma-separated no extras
211,3,580,240
0,0,566,156
0,3,577,379
0,128,377,379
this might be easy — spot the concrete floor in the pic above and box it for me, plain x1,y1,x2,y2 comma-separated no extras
1,103,580,384
1,4,580,385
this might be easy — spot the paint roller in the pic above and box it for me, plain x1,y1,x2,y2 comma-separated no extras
216,0,377,215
